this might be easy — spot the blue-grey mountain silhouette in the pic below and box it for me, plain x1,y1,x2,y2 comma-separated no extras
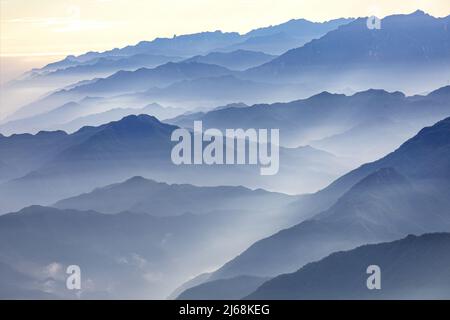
203,117,450,281
54,176,296,217
244,11,450,95
177,275,270,300
183,50,276,70
247,233,450,299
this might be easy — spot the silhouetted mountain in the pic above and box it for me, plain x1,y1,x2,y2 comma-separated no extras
0,102,83,135
246,18,353,39
184,50,276,70
4,86,450,212
168,272,212,300
7,62,233,120
5,17,353,119
247,233,450,299
38,55,81,72
0,129,96,181
49,54,182,76
177,275,269,300
244,11,450,95
213,102,249,111
205,117,450,281
0,193,296,299
15,54,184,89
138,75,285,109
12,12,446,123
426,84,450,103
0,101,185,135
76,31,243,61
71,61,233,95
49,114,176,165
0,115,176,211
0,112,351,212
33,18,351,74
221,18,354,55
54,176,296,216
54,103,185,133
169,86,450,156
310,116,416,160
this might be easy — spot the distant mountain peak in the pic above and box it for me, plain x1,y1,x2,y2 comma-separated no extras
246,232,450,299
411,9,427,16
400,116,450,151
383,9,432,20
306,91,346,102
101,114,176,132
325,167,413,215
122,176,159,186
125,175,147,182
312,91,342,98
352,88,405,99
351,167,409,190
428,85,450,97
35,130,67,137
122,113,159,123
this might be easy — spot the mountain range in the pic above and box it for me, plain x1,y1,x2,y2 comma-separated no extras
1,9,449,301
32,17,352,73
243,11,450,95
177,275,270,300
0,180,296,299
0,102,186,135
182,50,276,71
169,85,450,161
0,114,351,213
6,17,352,106
12,54,184,90
4,62,233,121
247,233,450,299
186,116,450,288
53,176,296,217
223,18,353,55
4,12,448,129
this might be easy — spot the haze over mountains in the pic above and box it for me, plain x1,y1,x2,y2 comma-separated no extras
247,233,450,299
2,17,353,119
29,17,352,74
226,18,353,55
0,9,449,300
0,85,449,215
3,114,447,300
0,113,352,213
2,11,448,133
198,117,450,284
169,86,450,161
177,233,450,300
53,176,297,217
183,50,276,71
0,181,298,299
244,11,450,94
13,54,185,90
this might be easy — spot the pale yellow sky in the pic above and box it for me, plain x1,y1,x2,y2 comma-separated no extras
1,0,449,58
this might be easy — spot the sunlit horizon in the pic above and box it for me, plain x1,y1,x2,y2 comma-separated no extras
0,0,449,85
1,0,450,58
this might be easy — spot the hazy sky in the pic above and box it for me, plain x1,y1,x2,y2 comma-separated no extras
1,0,449,57
0,1,449,115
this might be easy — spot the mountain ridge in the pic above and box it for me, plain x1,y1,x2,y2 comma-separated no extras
246,232,450,299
